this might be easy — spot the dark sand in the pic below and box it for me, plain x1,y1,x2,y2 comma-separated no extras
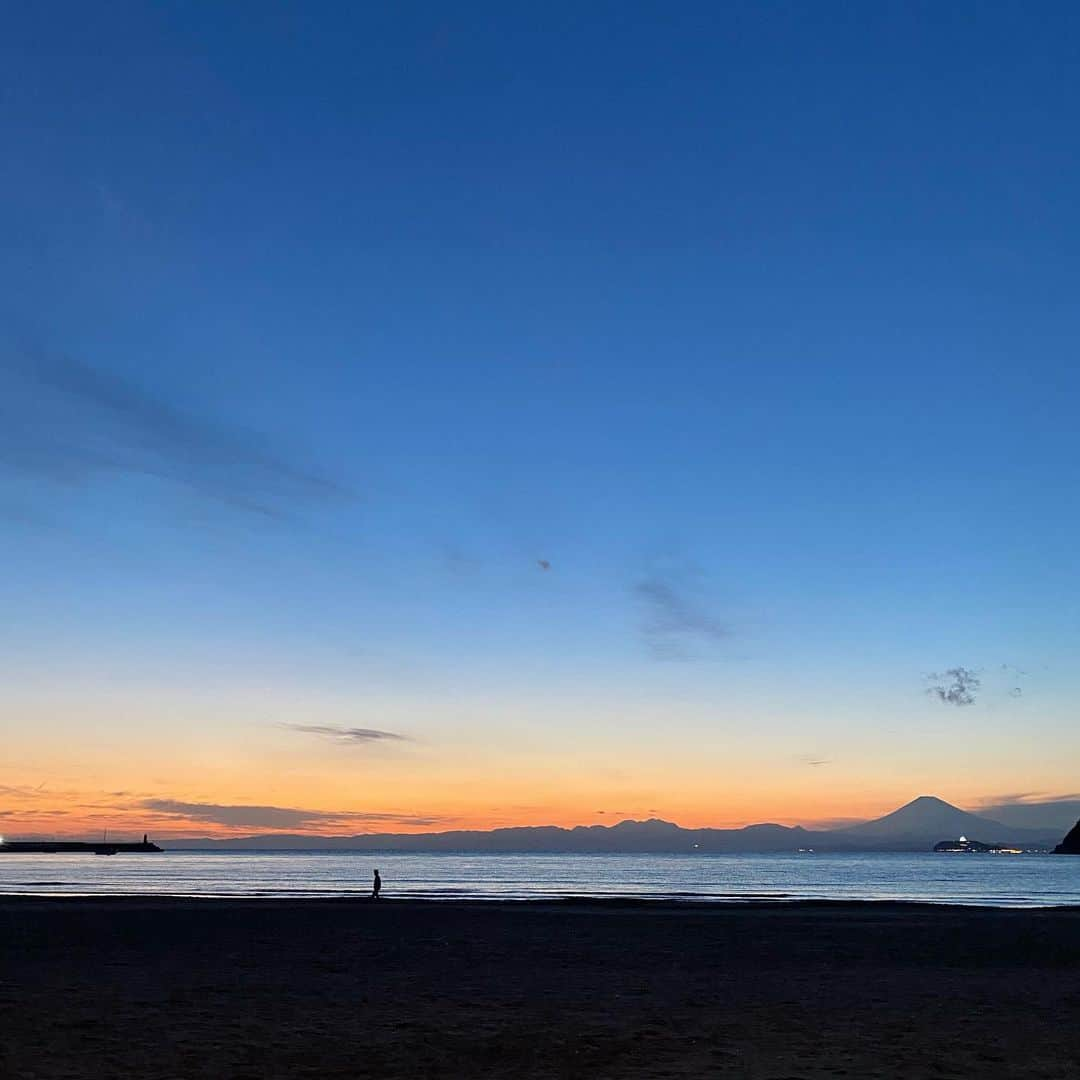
3,898,1080,1079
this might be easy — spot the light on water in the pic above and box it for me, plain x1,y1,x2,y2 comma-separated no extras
2,851,1079,908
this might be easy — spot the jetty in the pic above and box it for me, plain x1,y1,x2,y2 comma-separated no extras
0,834,162,855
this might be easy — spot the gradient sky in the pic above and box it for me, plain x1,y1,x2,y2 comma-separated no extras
2,2,1079,838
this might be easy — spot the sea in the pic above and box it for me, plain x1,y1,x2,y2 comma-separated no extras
2,850,1079,907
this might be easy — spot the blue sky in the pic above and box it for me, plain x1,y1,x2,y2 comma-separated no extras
1,3,1078,832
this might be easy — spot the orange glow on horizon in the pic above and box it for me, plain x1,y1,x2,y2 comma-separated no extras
5,707,1074,842
0,783,991,841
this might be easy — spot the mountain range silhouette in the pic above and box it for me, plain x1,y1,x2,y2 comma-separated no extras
164,796,1062,852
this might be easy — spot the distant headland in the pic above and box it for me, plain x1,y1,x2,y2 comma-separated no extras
1053,820,1080,855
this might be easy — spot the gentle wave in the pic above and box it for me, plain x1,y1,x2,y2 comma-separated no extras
2,851,1079,908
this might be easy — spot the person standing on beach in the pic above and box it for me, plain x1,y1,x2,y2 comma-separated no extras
372,868,382,900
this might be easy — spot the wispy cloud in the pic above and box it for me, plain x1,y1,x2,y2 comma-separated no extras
138,799,440,831
975,791,1080,809
0,782,47,797
634,573,730,659
973,793,1080,832
925,666,980,706
282,724,409,745
997,664,1029,700
1000,664,1029,678
0,347,348,519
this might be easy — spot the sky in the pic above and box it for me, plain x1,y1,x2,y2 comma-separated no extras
2,2,1079,839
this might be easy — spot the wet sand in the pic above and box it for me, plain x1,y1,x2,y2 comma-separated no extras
3,897,1080,1078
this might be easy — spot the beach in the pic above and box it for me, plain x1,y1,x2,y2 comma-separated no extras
3,899,1080,1078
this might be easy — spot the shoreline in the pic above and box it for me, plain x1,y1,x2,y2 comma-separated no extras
4,892,1080,912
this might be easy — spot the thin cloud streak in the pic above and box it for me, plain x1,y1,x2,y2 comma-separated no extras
977,791,1080,807
283,724,409,745
0,783,48,797
138,799,441,830
0,347,349,519
974,793,1080,832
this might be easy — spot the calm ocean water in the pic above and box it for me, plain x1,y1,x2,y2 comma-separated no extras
2,850,1079,907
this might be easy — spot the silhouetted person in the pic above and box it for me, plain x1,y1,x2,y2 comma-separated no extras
372,868,382,900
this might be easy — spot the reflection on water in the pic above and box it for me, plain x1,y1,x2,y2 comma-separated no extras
2,851,1079,907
